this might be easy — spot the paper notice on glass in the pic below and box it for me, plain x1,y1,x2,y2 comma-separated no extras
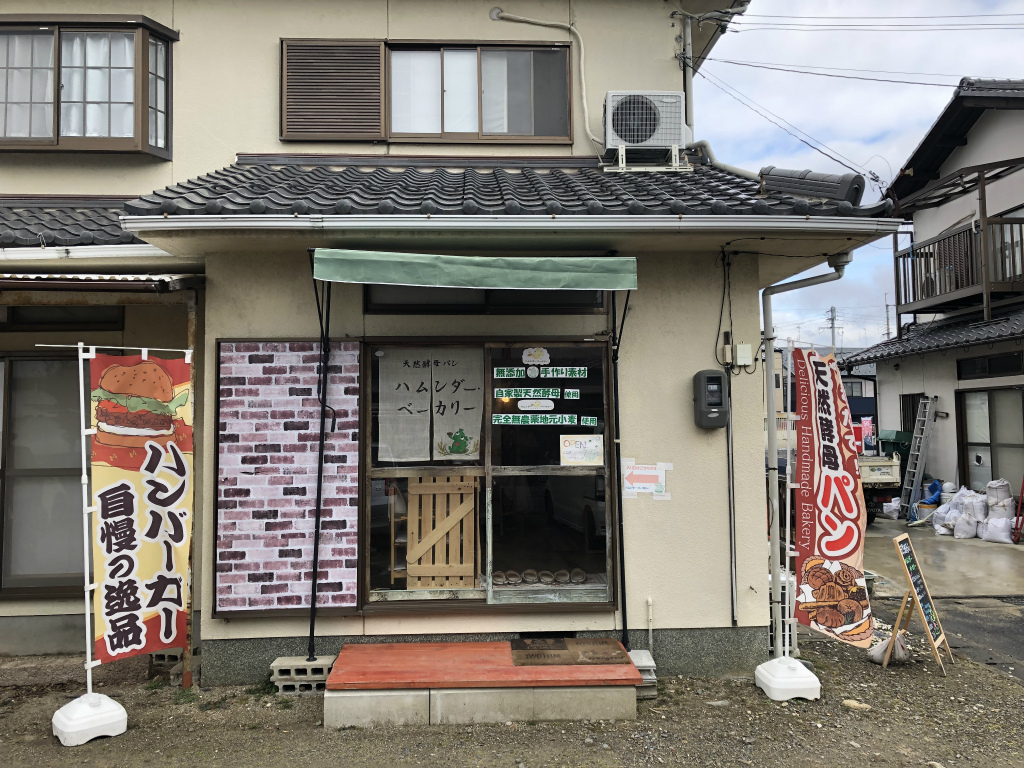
431,347,484,460
377,348,432,462
560,435,604,466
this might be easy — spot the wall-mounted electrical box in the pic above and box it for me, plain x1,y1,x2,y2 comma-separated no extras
693,370,729,429
734,343,753,367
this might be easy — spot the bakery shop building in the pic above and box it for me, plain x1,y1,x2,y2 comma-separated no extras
0,4,899,684
0,154,897,682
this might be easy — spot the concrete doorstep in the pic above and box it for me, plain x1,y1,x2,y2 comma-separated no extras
323,686,637,728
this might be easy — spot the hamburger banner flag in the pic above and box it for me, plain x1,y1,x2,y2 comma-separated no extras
89,354,194,664
792,349,874,647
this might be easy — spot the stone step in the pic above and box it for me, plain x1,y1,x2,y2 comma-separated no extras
324,685,637,727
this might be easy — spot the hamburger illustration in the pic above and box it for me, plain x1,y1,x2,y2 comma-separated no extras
91,362,189,447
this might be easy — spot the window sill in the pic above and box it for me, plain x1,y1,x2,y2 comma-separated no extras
0,586,81,600
0,141,170,159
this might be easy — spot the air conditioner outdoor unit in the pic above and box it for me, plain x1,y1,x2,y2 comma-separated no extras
604,91,692,152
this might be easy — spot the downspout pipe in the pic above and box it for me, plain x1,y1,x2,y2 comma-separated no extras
682,15,694,138
763,252,852,659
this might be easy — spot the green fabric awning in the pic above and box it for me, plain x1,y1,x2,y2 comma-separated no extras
312,249,637,291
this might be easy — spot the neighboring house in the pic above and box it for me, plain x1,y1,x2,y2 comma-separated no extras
0,2,898,684
835,349,877,427
845,79,1024,491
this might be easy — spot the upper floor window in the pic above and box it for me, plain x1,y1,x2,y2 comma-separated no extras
281,40,571,143
0,17,175,156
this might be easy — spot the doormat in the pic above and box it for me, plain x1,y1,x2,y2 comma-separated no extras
510,638,632,666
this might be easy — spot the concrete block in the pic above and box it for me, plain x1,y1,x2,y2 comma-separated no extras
533,686,637,721
271,654,336,695
430,688,534,725
270,655,336,681
169,658,201,687
324,689,429,728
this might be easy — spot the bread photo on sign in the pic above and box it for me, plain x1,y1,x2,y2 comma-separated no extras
91,362,189,447
796,558,873,643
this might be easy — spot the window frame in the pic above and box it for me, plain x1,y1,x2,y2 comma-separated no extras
385,42,573,144
361,338,616,613
0,16,175,157
0,353,83,599
956,385,1024,492
956,351,1024,380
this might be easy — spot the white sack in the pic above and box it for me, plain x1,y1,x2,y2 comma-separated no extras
988,497,1017,520
972,494,989,521
932,504,950,526
868,632,911,665
881,499,901,520
982,517,1016,544
976,519,988,540
943,507,962,531
954,514,978,539
987,478,1012,504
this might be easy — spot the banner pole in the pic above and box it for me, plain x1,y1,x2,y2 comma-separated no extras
181,293,198,689
77,342,96,697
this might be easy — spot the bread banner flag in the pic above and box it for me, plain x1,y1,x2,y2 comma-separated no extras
792,348,874,647
89,354,194,663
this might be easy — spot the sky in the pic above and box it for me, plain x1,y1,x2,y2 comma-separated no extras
692,0,1024,351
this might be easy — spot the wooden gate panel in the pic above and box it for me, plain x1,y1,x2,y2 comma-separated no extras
406,476,477,589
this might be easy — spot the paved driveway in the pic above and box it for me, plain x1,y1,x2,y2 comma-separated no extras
864,517,1024,598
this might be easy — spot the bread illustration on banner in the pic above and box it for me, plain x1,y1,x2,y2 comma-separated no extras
91,361,189,447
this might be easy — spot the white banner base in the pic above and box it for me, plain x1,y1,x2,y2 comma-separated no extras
754,657,821,702
52,693,127,747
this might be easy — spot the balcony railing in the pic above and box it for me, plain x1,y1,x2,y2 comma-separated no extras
895,217,1024,313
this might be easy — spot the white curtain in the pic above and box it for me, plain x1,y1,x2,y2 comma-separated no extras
481,51,508,134
442,50,478,132
391,50,441,134
377,348,433,462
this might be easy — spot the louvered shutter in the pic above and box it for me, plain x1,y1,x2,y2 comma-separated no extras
281,40,385,140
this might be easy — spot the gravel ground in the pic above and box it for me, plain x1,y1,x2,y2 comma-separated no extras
1,635,1022,768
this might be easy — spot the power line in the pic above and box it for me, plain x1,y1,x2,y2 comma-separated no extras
704,59,957,87
706,58,986,79
742,13,1024,19
692,67,875,179
729,25,1024,33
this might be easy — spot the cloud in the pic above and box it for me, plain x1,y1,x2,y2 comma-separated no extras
694,0,1024,348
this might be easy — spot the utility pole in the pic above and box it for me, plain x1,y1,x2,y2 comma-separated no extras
819,307,841,353
884,293,892,340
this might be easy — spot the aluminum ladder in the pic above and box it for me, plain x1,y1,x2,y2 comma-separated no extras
899,396,937,520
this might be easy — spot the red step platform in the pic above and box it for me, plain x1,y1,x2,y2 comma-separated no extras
326,641,643,691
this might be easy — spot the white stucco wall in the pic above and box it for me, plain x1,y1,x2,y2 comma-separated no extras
0,0,714,196
913,110,1024,241
875,337,1024,485
196,248,768,643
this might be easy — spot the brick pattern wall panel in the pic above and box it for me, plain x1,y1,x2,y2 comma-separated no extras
216,341,359,612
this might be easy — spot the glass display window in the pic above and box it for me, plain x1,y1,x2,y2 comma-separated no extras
365,341,613,606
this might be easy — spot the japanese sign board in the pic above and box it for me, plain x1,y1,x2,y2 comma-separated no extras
494,388,561,399
379,347,483,461
560,435,604,466
620,460,672,500
792,349,874,648
90,354,194,663
492,414,577,426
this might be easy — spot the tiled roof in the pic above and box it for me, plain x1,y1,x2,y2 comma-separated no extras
0,198,141,248
123,155,895,218
842,306,1024,365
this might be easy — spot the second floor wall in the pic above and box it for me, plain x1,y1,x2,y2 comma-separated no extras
913,109,1024,241
0,0,708,198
